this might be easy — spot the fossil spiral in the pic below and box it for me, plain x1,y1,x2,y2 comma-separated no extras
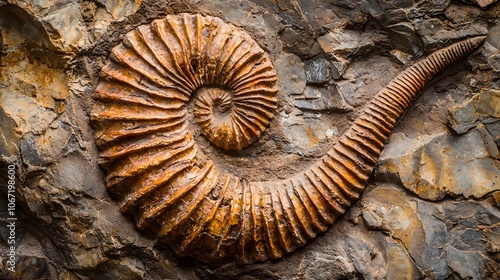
90,13,486,265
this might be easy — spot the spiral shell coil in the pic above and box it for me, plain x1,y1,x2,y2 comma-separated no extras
91,13,486,264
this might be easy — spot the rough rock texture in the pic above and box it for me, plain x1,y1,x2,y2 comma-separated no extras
0,0,498,279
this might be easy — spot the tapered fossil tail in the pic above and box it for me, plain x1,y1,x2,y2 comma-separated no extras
324,35,488,193
90,13,486,266
323,35,489,196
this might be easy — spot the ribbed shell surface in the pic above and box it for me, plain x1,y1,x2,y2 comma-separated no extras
90,13,486,265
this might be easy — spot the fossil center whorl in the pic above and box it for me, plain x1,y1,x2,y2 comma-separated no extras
194,86,270,150
196,87,233,116
194,87,237,149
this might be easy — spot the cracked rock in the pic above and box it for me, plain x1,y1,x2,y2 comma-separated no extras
294,85,352,112
378,129,500,200
304,58,332,84
447,90,500,134
317,28,379,77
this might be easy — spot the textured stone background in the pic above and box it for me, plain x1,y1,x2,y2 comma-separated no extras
0,0,499,279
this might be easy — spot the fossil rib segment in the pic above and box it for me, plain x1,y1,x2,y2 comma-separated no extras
90,13,486,265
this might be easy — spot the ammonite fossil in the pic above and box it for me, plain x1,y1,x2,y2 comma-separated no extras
90,13,486,264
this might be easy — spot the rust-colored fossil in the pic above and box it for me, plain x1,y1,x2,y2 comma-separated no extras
90,13,486,265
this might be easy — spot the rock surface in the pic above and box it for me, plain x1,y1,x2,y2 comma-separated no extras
0,0,499,279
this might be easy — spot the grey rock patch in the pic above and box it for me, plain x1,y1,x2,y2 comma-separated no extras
294,85,352,112
317,28,381,77
386,22,423,56
304,58,332,84
447,90,500,134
